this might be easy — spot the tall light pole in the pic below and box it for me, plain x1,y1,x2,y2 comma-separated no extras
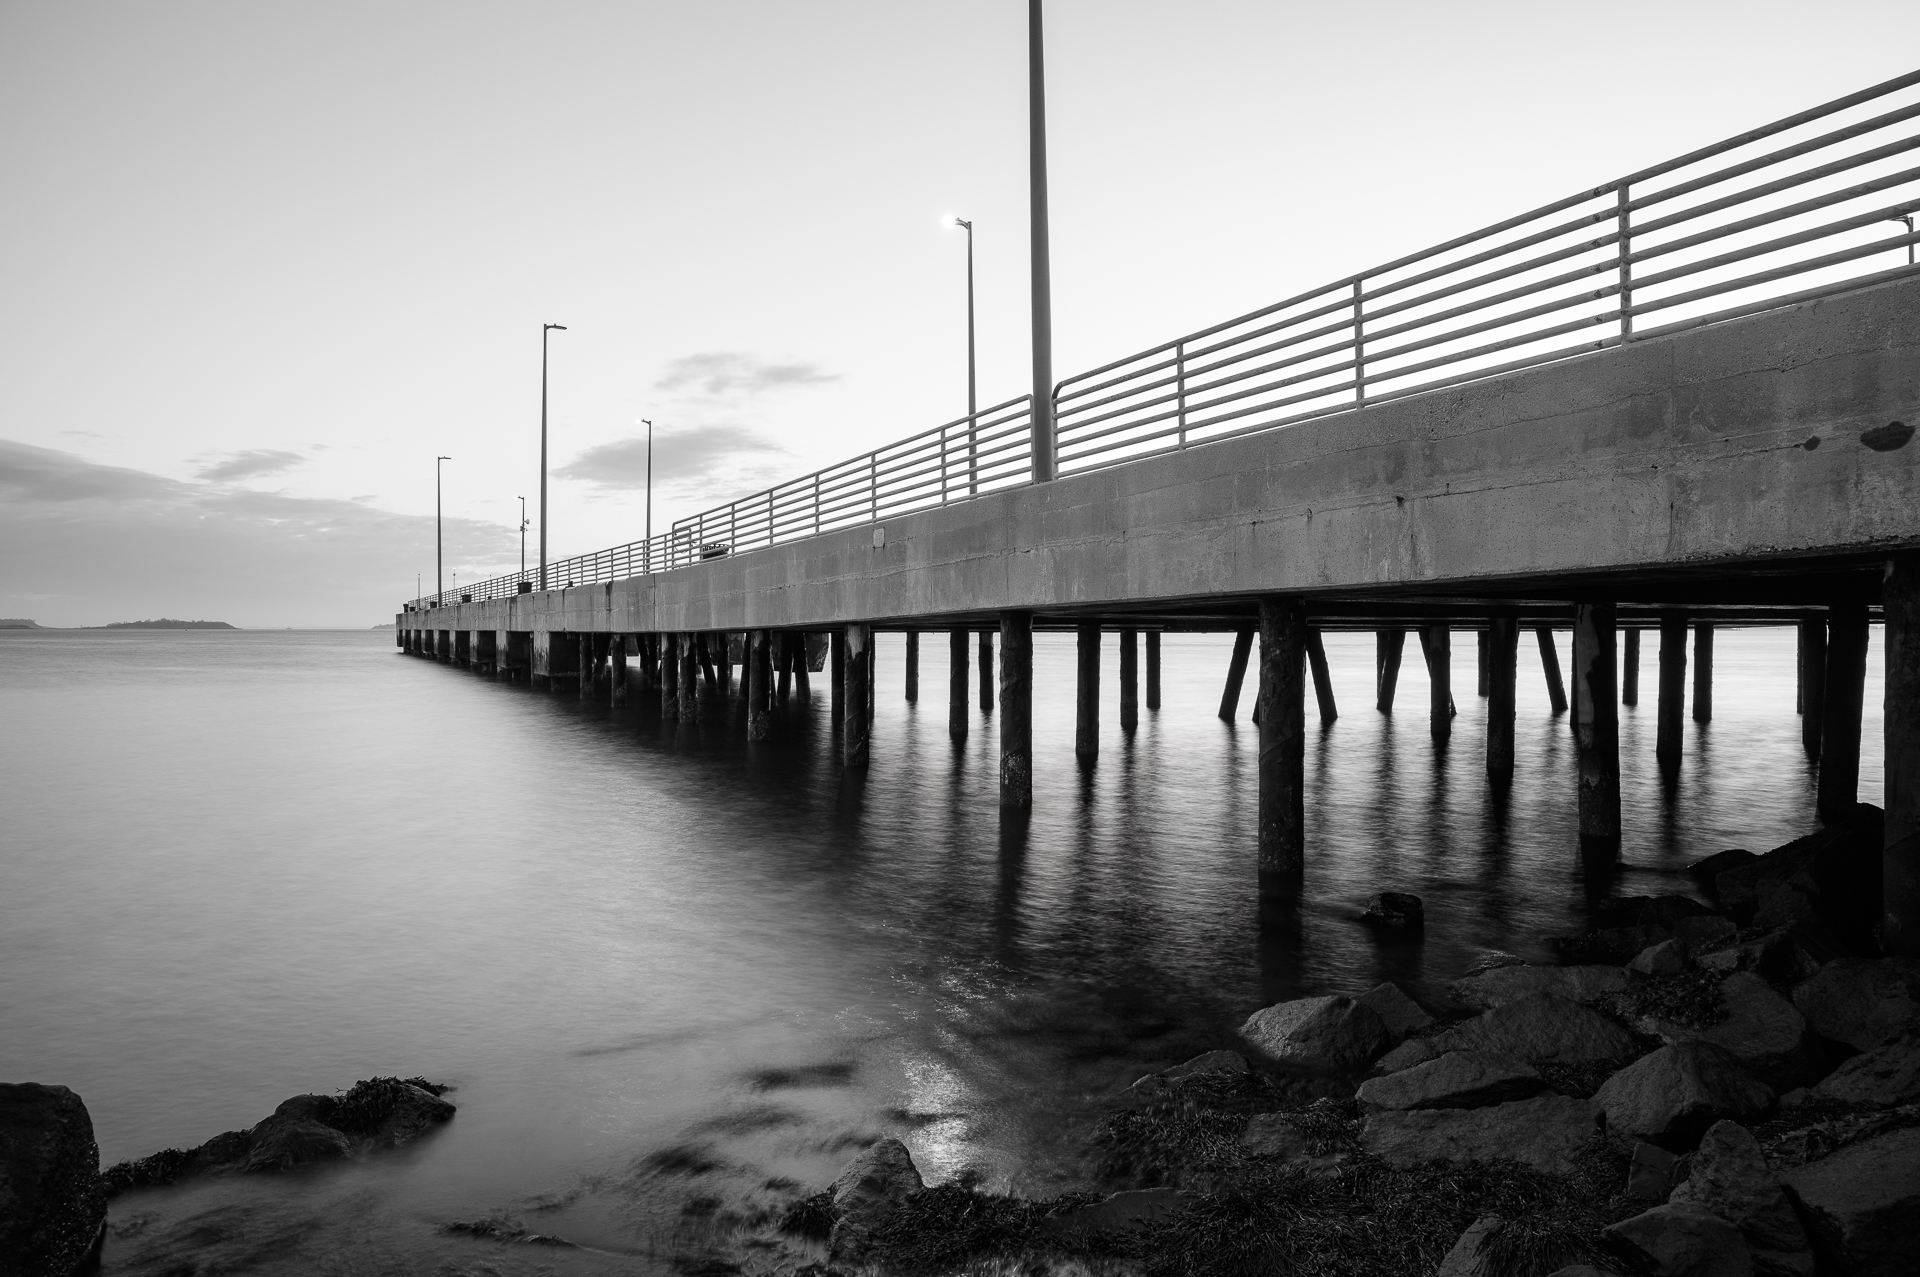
518,496,528,580
1028,0,1056,482
640,418,654,551
435,455,451,606
539,322,568,591
949,218,979,493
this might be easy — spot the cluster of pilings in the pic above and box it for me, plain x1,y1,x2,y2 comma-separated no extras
397,556,1920,955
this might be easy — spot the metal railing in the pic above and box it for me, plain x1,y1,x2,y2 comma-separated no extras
412,69,1920,611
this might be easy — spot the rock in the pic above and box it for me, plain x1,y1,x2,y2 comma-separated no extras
0,1083,106,1277
1808,1026,1920,1107
1355,1051,1548,1111
1675,916,1739,953
1240,996,1391,1072
1452,964,1630,1009
1434,1214,1504,1277
1042,1187,1188,1236
1781,1125,1920,1277
1130,1050,1249,1096
1360,1094,1603,1175
360,1082,457,1149
1368,1038,1442,1076
1594,1042,1775,1150
1790,958,1920,1052
241,1114,354,1172
1695,933,1786,977
1355,982,1434,1037
1691,849,1759,891
1434,993,1639,1065
1627,1141,1681,1201
1641,973,1820,1091
1669,1121,1813,1277
828,1138,923,1259
1631,940,1693,978
1463,949,1528,975
1603,1202,1753,1277
1715,808,1883,945
1559,923,1676,965
1358,892,1424,929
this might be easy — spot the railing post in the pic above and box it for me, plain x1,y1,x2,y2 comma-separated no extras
1617,184,1633,342
1353,278,1366,405
1176,342,1188,449
969,409,980,495
767,490,775,547
869,454,878,521
813,474,821,535
940,421,950,505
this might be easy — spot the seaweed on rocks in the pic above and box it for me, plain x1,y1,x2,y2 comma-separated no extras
1597,968,1729,1032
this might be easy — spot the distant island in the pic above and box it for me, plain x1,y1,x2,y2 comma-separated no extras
101,619,237,630
0,618,41,629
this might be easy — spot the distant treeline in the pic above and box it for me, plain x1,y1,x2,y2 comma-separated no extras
102,619,237,630
0,618,40,629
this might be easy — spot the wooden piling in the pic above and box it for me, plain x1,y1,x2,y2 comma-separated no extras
1000,612,1033,806
1256,598,1307,889
1145,632,1161,710
793,633,811,697
1656,614,1688,771
831,630,845,708
1621,628,1641,706
1376,628,1405,712
610,636,628,705
1573,602,1622,858
1476,629,1490,697
1536,625,1568,715
577,634,594,699
1220,626,1254,721
698,634,718,695
659,634,678,718
1801,617,1827,757
843,625,871,767
717,634,733,698
678,633,699,720
1487,613,1519,782
1306,627,1337,723
1818,603,1869,820
949,629,969,740
1119,628,1139,732
1419,624,1452,741
776,633,793,702
979,630,995,713
748,630,771,741
905,630,920,702
1692,621,1714,723
1885,553,1920,956
1076,622,1101,760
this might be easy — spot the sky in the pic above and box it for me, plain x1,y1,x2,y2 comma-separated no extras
4,0,1918,627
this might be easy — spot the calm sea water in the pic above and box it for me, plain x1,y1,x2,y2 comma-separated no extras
0,625,1885,1274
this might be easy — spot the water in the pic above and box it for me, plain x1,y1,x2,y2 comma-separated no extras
0,625,1884,1274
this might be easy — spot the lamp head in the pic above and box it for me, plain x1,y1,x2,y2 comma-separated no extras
945,215,971,231
546,323,568,331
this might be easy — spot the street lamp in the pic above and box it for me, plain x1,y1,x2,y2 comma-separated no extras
539,322,568,591
1028,0,1056,482
947,217,979,493
640,418,654,556
435,455,451,606
518,496,529,581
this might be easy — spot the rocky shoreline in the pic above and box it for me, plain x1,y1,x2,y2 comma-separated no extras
770,804,1918,1277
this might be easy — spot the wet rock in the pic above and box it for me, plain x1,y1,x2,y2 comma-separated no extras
828,1137,923,1260
1368,1038,1442,1076
1594,1042,1775,1150
1675,916,1740,954
1129,1050,1248,1096
1639,973,1819,1091
1560,924,1675,965
1627,1142,1682,1202
1357,892,1424,929
1240,995,1391,1072
1043,1187,1188,1236
0,1083,106,1277
1356,982,1434,1038
1434,1214,1504,1277
1452,964,1630,1009
1434,992,1639,1065
1715,808,1884,945
1669,1120,1812,1277
1790,958,1920,1053
1809,1026,1920,1107
240,1114,353,1172
1463,950,1528,975
1781,1125,1920,1277
1695,933,1786,977
1631,940,1692,978
1690,849,1759,892
1603,1202,1752,1277
1360,1094,1603,1174
1356,1050,1548,1111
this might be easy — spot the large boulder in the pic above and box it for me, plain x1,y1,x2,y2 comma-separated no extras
1603,1202,1753,1277
828,1138,923,1260
1355,1051,1548,1111
1808,1026,1920,1106
1714,808,1883,945
1368,1037,1442,1076
1240,996,1391,1072
0,1083,105,1277
1593,1042,1775,1150
1631,939,1692,978
1627,1142,1682,1202
1355,982,1434,1037
1639,973,1820,1090
1669,1121,1812,1277
1790,958,1920,1052
1130,1050,1249,1098
1781,1126,1920,1277
240,1114,353,1173
1451,965,1629,1010
1360,1094,1603,1175
1434,1214,1504,1277
1434,993,1639,1065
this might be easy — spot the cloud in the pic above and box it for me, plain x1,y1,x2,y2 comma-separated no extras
556,424,788,492
0,438,515,627
194,448,305,481
654,352,838,397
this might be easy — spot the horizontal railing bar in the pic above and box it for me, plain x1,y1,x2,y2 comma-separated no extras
1633,132,1920,237
1631,201,1920,291
1631,230,1920,316
1631,167,1920,265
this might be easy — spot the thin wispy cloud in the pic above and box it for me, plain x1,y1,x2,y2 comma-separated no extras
556,424,787,492
655,352,838,397
194,448,306,482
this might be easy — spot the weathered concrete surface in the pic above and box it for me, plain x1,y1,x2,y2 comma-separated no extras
403,278,1920,635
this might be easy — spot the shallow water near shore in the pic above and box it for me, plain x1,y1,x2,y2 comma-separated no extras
0,625,1885,1273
